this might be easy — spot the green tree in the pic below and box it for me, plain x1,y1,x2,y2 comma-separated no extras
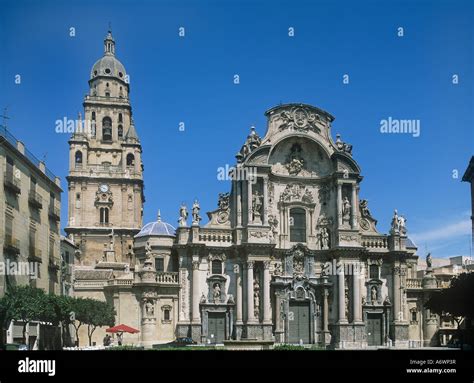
3,286,52,345
82,299,115,346
69,297,89,347
51,295,76,347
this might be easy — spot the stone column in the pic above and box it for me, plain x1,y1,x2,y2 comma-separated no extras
263,261,271,324
393,266,401,322
323,289,329,332
353,263,362,322
351,183,358,229
246,261,256,323
236,264,243,323
338,263,347,323
236,181,242,226
263,177,268,225
247,180,253,224
275,293,282,332
337,183,343,227
191,260,201,323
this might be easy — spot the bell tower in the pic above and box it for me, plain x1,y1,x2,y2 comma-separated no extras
65,30,144,266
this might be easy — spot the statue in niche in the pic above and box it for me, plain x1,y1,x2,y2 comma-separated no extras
320,227,330,250
285,143,305,176
371,286,378,304
178,203,188,227
192,199,201,224
342,196,351,222
145,300,154,317
213,283,221,303
252,191,263,221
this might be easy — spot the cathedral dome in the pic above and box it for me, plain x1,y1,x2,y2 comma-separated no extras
135,211,176,238
90,30,127,80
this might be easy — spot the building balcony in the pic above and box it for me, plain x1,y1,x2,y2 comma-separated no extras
48,257,60,271
156,272,179,285
28,247,42,263
4,235,20,255
28,190,43,209
4,171,21,194
48,205,60,221
406,278,422,289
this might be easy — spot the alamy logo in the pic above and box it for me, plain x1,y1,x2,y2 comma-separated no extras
380,117,420,137
18,358,56,376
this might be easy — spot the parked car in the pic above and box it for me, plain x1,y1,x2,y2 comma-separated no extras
152,337,197,349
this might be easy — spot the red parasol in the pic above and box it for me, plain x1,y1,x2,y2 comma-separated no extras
106,324,140,334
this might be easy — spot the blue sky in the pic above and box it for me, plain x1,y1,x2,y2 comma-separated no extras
0,0,473,258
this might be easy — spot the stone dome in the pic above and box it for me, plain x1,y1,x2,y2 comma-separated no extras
135,211,176,238
90,31,127,80
91,55,127,80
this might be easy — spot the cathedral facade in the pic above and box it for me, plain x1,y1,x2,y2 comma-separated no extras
70,32,443,349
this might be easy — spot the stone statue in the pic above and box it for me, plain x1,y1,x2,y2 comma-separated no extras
200,293,207,303
145,300,154,317
192,199,201,225
178,203,188,227
320,227,330,250
268,215,279,235
371,286,378,304
252,191,263,220
285,143,305,176
426,253,432,269
145,241,152,257
342,196,351,222
360,199,372,218
213,283,221,303
301,188,314,204
218,192,230,211
391,209,400,233
398,215,407,235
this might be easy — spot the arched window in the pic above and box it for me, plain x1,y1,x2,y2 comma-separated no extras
75,151,82,167
118,125,123,139
289,208,306,242
118,113,123,123
102,117,112,141
126,153,135,167
212,260,222,275
100,207,109,224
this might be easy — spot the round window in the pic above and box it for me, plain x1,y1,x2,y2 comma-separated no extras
119,72,123,77
94,70,98,76
105,68,111,74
